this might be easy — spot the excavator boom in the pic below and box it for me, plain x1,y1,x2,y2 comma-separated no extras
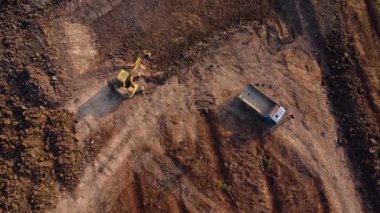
129,56,143,82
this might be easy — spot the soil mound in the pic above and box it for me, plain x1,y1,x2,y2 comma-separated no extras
0,1,85,212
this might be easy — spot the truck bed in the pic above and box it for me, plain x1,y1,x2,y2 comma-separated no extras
239,84,278,116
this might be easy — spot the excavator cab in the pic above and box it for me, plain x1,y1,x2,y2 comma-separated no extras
111,51,151,98
113,69,139,98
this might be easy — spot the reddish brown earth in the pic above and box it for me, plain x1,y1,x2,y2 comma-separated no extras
0,0,379,212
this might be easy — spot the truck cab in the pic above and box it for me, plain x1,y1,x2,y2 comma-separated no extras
266,105,286,124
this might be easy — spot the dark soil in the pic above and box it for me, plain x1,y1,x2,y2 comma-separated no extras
0,1,86,212
313,0,380,210
366,0,380,39
275,0,380,210
90,0,270,81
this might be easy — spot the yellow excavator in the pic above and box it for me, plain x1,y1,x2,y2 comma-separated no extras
110,50,151,98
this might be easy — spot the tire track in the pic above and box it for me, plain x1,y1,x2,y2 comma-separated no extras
204,112,237,209
133,172,145,212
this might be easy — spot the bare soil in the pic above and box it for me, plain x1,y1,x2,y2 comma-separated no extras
299,0,380,210
0,1,85,212
0,0,379,212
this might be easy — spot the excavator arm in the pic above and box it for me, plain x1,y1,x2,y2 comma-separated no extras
128,50,151,82
128,56,143,82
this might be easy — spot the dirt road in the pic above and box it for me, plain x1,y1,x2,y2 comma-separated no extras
49,22,363,212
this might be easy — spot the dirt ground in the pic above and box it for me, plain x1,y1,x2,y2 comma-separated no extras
0,0,379,212
50,22,363,212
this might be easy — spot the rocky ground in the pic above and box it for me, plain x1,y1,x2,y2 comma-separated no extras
0,0,379,212
307,0,380,209
0,1,86,212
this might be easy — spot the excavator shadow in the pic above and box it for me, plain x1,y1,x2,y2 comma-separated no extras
216,97,274,145
76,85,124,121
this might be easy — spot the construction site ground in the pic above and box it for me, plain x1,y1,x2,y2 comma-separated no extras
0,0,379,212
55,22,363,212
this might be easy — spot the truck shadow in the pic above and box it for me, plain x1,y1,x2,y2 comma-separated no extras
76,85,124,120
215,97,274,145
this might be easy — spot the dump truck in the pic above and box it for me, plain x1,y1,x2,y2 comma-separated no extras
239,84,286,124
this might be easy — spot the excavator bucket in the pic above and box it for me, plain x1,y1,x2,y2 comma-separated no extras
142,50,152,59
